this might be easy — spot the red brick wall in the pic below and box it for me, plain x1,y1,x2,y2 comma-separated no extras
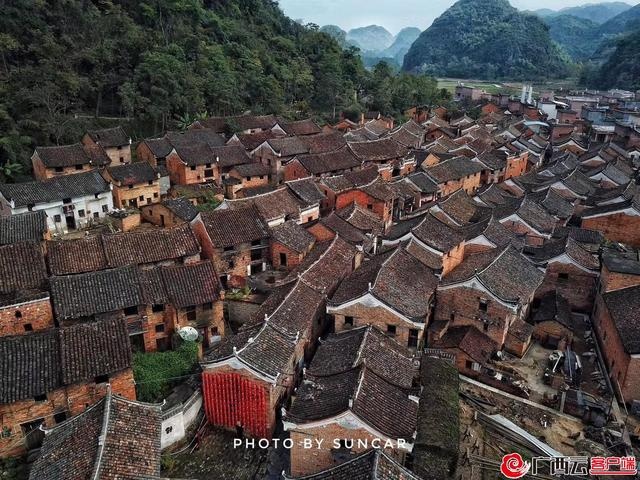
535,262,597,312
283,160,310,183
582,214,640,248
505,153,528,180
0,298,54,337
271,242,304,271
167,152,220,185
307,223,336,243
335,190,391,227
600,265,640,293
136,142,159,167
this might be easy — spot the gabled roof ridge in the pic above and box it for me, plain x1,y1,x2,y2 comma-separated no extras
371,246,401,291
90,388,112,480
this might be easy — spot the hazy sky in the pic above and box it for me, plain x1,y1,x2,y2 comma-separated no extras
278,0,640,33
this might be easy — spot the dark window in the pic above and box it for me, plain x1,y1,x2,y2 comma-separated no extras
15,310,21,318
123,305,138,316
408,329,419,348
102,205,109,213
139,195,144,201
23,324,33,332
153,192,159,198
152,304,164,313
465,360,473,369
53,412,67,424
483,322,489,332
75,165,83,171
387,324,397,336
148,180,153,186
27,204,35,211
94,374,109,384
558,272,569,282
34,394,47,402
54,215,61,223
211,326,219,336
63,198,71,204
479,299,488,312
190,166,196,171
223,246,234,252
450,312,455,321
95,193,100,199
205,169,214,178
93,212,100,219
344,316,354,326
251,240,262,247
251,249,262,261
128,185,134,190
54,167,64,172
186,306,196,322
155,323,165,333
203,302,213,311
279,252,287,266
78,209,85,218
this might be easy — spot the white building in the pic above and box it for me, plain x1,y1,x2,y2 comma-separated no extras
0,170,113,234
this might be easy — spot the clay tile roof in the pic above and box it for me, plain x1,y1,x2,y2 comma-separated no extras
442,246,544,304
319,213,370,246
284,449,420,480
35,143,94,168
552,226,603,245
231,130,277,151
271,220,315,253
348,137,409,162
336,202,384,235
232,114,278,131
102,224,200,267
424,156,483,184
300,131,347,154
412,213,465,252
515,199,558,234
143,137,173,158
87,126,129,148
0,211,47,245
31,394,162,480
433,325,497,364
201,206,270,248
0,170,110,207
106,161,157,186
266,136,310,156
59,317,132,384
540,189,574,219
236,322,298,378
166,128,226,149
296,146,361,175
0,241,48,294
0,329,61,403
407,171,438,194
439,189,492,225
321,166,379,193
477,150,508,170
232,162,271,177
50,266,144,320
172,144,215,167
161,197,199,221
280,118,322,136
225,187,303,223
47,236,108,275
361,178,398,201
160,261,220,309
389,127,422,149
309,326,418,388
603,285,640,354
209,145,252,168
285,177,326,206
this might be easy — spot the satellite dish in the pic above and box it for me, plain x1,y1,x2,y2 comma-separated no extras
178,326,199,342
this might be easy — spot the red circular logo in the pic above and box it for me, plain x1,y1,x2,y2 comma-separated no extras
500,453,531,479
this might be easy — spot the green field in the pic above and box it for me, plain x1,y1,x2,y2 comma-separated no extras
437,78,581,97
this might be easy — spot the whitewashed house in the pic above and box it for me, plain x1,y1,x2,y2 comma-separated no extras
0,170,113,234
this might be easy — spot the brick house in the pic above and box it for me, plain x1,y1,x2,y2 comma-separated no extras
348,137,413,180
251,137,310,184
306,211,378,254
201,238,358,440
30,390,163,479
31,144,110,181
141,197,199,227
270,220,316,270
430,325,498,378
531,291,576,349
524,237,600,313
193,206,270,285
432,246,544,348
227,162,271,197
0,242,52,337
328,245,438,350
381,212,466,276
82,126,131,165
284,326,419,476
600,249,640,293
334,179,397,231
423,156,483,197
0,317,134,456
498,198,559,246
284,146,362,182
193,114,283,135
319,166,379,213
580,200,640,247
592,285,640,404
102,161,161,209
0,170,113,234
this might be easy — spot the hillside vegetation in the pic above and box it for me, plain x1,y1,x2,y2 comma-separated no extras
402,0,571,80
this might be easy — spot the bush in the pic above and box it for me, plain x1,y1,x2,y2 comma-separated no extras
133,341,199,403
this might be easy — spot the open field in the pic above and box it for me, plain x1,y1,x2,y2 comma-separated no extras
437,77,582,97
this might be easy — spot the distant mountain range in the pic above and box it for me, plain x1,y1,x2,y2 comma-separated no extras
320,25,421,68
530,2,632,24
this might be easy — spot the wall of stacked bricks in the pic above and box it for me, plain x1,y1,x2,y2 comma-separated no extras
533,321,573,347
600,265,640,292
306,223,336,243
283,160,310,183
111,212,142,232
335,190,391,226
252,146,283,183
505,153,528,179
433,287,515,347
504,332,530,357
592,294,639,402
136,142,159,167
582,214,640,248
289,426,406,477
111,181,161,209
31,155,92,181
535,263,598,313
0,369,135,457
271,242,304,271
141,204,187,228
441,244,465,276
166,152,220,185
332,305,425,350
82,135,132,164
0,299,54,337
229,172,269,190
